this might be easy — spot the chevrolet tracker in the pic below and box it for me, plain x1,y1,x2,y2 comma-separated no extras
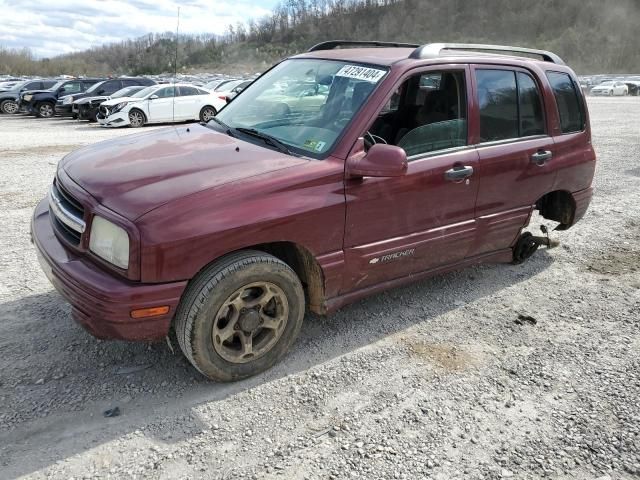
32,42,595,381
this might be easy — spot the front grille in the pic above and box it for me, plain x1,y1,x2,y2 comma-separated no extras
49,178,85,246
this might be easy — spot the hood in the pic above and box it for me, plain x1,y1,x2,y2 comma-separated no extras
101,96,140,106
22,89,52,97
74,95,108,105
60,124,309,220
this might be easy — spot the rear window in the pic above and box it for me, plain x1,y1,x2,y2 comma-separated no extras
546,72,585,133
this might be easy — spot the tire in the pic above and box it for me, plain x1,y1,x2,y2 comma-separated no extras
512,232,539,264
174,250,305,381
199,105,216,122
1,99,18,114
72,113,78,119
128,109,145,128
36,102,55,118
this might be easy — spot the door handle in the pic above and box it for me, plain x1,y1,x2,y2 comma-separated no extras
445,165,474,182
531,150,552,165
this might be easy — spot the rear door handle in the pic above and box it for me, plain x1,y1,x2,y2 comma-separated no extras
531,150,552,165
445,165,474,182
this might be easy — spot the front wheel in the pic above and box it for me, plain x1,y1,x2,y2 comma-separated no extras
1,100,18,114
199,106,216,122
174,250,305,381
36,102,55,118
128,109,145,128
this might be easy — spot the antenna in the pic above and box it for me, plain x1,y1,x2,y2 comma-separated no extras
172,7,180,124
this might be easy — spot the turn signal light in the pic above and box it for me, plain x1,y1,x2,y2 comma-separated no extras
130,306,170,319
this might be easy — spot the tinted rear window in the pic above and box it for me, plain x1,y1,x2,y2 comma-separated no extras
476,69,518,142
546,72,585,133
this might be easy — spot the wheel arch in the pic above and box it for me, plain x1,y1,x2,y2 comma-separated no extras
128,107,147,122
188,241,326,315
535,190,576,230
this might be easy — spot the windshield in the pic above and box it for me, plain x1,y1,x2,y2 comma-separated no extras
48,81,65,91
214,79,243,92
85,80,106,94
215,59,387,158
131,86,157,98
112,86,143,98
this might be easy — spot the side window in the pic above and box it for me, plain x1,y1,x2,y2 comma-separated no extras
546,72,585,133
179,86,199,96
62,82,82,94
369,70,468,157
155,87,176,98
517,72,545,137
476,69,518,142
123,79,139,87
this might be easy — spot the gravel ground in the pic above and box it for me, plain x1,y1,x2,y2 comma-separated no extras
0,99,639,480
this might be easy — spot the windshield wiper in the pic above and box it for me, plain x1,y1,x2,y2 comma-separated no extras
208,117,235,137
235,127,293,155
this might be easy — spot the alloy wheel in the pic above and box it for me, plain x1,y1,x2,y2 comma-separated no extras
129,110,144,127
211,282,289,364
39,104,53,118
201,107,216,122
3,101,18,114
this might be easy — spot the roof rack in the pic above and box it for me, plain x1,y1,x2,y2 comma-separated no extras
409,43,565,65
308,40,420,52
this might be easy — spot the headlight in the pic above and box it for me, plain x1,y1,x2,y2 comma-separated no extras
112,101,129,113
24,94,32,102
89,216,130,269
63,96,73,104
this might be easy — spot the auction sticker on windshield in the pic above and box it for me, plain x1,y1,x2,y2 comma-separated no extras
335,65,386,83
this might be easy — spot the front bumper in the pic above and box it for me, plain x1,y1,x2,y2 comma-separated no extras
97,111,129,127
31,198,187,341
78,104,99,120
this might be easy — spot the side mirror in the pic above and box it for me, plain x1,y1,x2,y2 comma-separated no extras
59,87,66,93
346,141,408,178
97,89,105,95
149,94,159,100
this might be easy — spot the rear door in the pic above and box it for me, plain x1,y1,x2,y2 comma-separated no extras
468,66,555,256
343,66,480,292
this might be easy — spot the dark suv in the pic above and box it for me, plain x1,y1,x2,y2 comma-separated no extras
32,42,595,381
20,78,103,118
56,77,156,118
0,79,58,114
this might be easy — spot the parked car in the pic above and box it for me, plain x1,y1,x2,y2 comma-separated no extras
590,80,628,96
0,79,58,114
32,41,595,381
97,83,218,127
624,81,640,96
74,86,149,121
0,79,25,91
19,78,104,117
203,78,239,92
223,80,253,103
56,77,156,118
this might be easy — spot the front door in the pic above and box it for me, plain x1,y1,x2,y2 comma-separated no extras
148,86,178,122
343,66,480,292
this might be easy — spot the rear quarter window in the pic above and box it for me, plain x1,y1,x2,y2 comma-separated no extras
546,72,585,133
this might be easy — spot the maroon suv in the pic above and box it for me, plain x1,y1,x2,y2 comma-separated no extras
32,42,595,381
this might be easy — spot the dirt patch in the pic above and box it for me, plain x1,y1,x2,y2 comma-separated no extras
586,248,640,275
404,340,476,371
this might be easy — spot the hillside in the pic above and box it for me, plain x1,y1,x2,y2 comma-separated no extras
1,0,639,76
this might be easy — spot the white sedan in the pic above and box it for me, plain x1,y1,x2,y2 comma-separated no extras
590,81,628,96
97,84,219,127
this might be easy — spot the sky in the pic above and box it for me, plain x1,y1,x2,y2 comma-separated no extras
0,0,280,58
